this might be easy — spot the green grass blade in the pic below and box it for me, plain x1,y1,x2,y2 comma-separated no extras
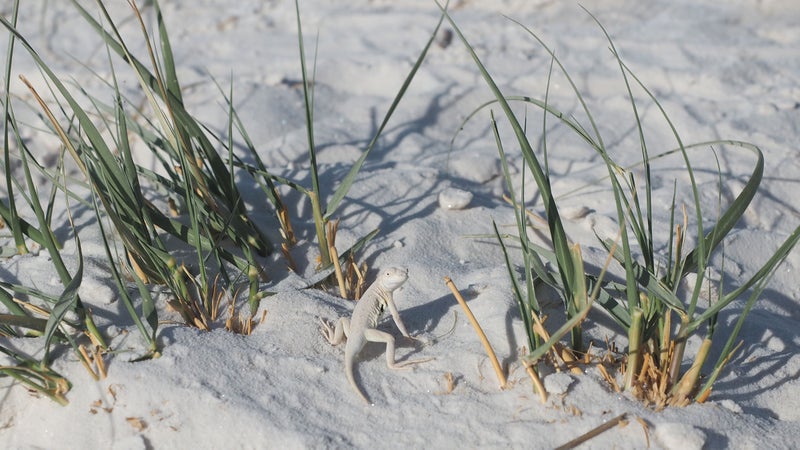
0,284,27,318
505,16,643,314
1,0,26,253
585,8,655,271
91,186,158,353
293,0,319,199
152,0,182,103
0,351,70,405
681,143,763,277
687,224,800,331
324,4,447,219
441,5,576,311
42,238,83,366
493,220,536,351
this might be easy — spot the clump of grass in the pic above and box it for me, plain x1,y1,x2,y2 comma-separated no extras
1,0,446,404
1,0,278,335
0,0,112,404
443,4,800,406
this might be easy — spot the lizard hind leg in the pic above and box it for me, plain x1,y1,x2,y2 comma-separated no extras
362,328,431,370
320,317,350,346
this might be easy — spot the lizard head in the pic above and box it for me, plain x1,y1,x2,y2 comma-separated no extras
380,266,408,291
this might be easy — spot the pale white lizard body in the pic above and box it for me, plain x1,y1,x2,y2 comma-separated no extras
320,266,428,403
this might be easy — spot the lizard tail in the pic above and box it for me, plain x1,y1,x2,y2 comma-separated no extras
345,352,370,404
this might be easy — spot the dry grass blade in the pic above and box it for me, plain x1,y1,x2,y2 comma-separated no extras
555,413,628,450
326,220,347,298
444,277,507,390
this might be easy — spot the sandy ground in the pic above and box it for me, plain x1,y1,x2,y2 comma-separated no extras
1,1,799,448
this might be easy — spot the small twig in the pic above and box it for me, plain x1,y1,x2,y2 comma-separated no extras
555,413,628,450
444,276,507,389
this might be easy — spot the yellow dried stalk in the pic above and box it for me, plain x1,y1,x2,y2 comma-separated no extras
555,413,628,450
444,276,508,390
77,345,99,381
326,220,348,299
524,363,548,403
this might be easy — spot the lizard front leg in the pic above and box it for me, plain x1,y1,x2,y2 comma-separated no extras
320,317,350,346
362,328,431,369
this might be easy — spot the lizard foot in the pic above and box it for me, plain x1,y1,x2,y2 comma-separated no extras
319,318,336,344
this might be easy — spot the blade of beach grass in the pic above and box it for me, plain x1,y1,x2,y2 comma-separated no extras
91,182,159,355
289,0,448,269
692,252,787,402
0,347,71,405
152,0,182,104
323,3,448,222
440,4,582,350
603,42,710,312
493,220,536,352
502,14,641,318
492,111,538,351
451,95,597,155
73,0,273,260
41,237,83,367
1,0,26,253
687,224,800,333
0,284,27,321
293,0,329,265
585,8,656,273
5,73,108,353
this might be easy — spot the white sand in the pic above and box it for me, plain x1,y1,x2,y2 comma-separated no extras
1,1,799,448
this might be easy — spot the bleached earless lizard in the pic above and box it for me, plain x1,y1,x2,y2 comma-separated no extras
320,266,429,403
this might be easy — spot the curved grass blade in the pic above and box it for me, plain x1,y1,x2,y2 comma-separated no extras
325,3,448,219
42,239,83,366
439,3,577,316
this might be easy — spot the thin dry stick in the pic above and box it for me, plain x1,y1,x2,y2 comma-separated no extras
444,276,507,389
555,413,628,450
